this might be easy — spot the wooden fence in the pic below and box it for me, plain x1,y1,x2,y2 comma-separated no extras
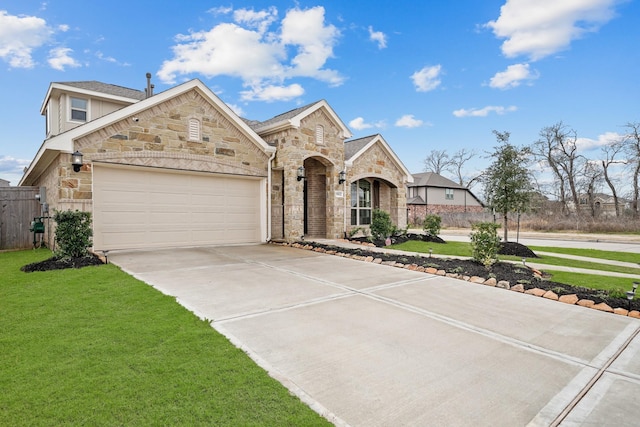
0,187,42,250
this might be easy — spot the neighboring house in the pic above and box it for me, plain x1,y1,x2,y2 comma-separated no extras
407,172,484,222
0,178,10,187
574,193,632,217
20,77,412,251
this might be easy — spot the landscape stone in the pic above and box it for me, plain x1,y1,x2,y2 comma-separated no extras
470,276,485,284
511,284,525,293
496,280,510,289
484,277,497,287
613,308,629,316
577,299,595,308
543,290,559,300
592,302,614,313
559,294,579,305
526,288,546,297
629,310,640,319
425,267,438,274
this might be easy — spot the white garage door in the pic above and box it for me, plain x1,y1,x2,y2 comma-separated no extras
93,164,264,251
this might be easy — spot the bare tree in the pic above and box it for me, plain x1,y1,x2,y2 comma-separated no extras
423,149,452,174
623,122,640,217
531,122,583,215
601,139,626,217
448,148,478,186
579,161,603,217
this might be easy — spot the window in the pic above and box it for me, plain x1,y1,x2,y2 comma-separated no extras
445,188,454,200
188,118,201,141
315,124,324,145
70,97,88,122
351,179,371,225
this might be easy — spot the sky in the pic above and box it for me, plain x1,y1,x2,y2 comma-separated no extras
1,0,639,194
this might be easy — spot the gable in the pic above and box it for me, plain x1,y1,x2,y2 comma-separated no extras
345,134,412,183
21,79,275,186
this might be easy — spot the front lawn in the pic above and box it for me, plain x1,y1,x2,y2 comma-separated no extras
0,249,329,427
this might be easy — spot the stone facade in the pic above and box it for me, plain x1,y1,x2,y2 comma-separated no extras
25,80,412,247
347,141,408,231
261,108,347,240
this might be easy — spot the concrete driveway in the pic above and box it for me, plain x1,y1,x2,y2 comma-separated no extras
110,244,640,426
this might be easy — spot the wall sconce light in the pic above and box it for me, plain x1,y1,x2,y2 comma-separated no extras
338,170,346,184
297,166,306,181
71,151,83,172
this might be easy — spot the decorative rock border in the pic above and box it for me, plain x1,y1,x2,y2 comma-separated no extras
276,241,640,320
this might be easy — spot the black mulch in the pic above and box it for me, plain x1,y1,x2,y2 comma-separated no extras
311,237,640,312
21,253,104,272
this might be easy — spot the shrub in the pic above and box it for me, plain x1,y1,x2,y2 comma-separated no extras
470,222,500,267
423,214,442,237
370,209,394,241
54,210,93,259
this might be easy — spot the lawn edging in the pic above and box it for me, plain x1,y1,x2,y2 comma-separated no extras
273,241,640,320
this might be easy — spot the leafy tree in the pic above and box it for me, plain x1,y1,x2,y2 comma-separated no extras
482,131,534,242
54,210,93,259
422,214,441,237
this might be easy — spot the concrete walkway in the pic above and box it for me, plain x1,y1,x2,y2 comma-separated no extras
110,244,640,427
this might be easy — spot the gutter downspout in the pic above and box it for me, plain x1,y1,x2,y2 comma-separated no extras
266,149,276,241
344,160,353,238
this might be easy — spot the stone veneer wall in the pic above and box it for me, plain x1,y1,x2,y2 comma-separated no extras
33,89,272,247
347,142,407,230
261,108,346,240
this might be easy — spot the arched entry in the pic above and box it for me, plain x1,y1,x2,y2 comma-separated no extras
303,157,332,237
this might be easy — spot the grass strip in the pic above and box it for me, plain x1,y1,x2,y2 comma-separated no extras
0,249,329,427
528,246,640,264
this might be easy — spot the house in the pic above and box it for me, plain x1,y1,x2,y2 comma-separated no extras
575,193,632,217
19,76,412,251
407,172,484,223
0,178,10,187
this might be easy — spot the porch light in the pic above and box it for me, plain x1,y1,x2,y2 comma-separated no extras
338,170,346,184
71,151,83,172
297,166,306,181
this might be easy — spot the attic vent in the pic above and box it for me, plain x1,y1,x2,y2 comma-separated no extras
315,124,324,145
188,118,201,142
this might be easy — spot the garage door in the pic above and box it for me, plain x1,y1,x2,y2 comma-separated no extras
93,164,264,251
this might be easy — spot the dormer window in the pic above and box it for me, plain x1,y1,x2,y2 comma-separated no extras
70,97,88,122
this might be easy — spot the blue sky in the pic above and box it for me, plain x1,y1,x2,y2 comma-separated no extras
1,0,638,192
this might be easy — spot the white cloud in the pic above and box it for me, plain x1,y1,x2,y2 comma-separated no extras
158,6,342,101
411,65,442,92
486,0,620,60
368,26,387,49
240,83,304,102
226,103,245,117
0,155,31,185
395,114,424,128
453,105,517,118
576,131,625,152
0,10,52,68
489,63,539,89
208,6,233,16
349,117,385,131
233,7,278,34
47,47,80,71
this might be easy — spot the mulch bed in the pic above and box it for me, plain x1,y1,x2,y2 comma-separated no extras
21,253,104,272
310,235,639,312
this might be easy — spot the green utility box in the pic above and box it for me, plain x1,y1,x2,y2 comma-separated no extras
30,217,45,234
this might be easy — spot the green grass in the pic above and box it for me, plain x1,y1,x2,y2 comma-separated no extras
529,246,640,264
0,249,329,427
542,270,634,293
392,239,639,294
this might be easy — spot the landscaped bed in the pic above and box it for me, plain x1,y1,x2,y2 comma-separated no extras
282,236,640,316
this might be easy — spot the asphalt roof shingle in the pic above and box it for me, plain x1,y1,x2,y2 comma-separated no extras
56,81,146,100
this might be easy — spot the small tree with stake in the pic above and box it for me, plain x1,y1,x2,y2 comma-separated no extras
482,131,534,242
